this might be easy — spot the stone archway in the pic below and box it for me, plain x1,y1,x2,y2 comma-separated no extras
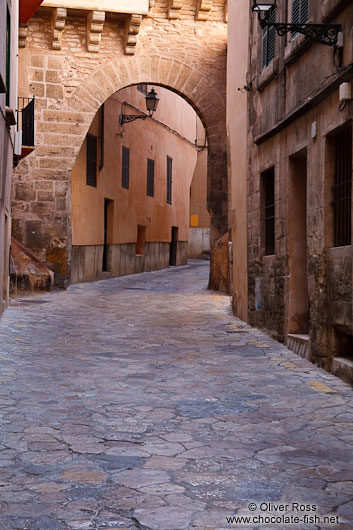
13,0,228,290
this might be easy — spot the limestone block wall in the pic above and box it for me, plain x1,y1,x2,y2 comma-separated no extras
13,0,228,289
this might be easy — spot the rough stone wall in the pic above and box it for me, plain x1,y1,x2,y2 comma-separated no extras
247,0,353,365
13,0,227,288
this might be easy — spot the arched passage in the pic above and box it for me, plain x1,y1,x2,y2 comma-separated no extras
13,55,228,288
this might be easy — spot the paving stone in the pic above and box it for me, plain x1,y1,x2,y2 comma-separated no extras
134,506,194,530
0,262,353,529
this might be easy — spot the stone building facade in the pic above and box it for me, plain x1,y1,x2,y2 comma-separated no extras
246,0,353,381
12,0,228,290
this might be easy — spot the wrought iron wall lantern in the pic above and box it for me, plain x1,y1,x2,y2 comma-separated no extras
252,0,342,48
119,87,160,135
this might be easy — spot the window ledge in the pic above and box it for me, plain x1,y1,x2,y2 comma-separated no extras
256,58,279,92
284,33,312,67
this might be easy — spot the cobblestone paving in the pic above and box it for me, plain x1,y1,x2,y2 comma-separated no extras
0,261,353,530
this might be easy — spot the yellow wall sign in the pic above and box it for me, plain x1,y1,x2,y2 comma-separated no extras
190,214,199,227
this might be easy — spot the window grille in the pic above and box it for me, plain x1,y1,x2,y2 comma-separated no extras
166,156,172,205
147,158,154,197
262,7,276,70
122,146,130,189
86,134,97,187
332,126,352,247
263,168,275,255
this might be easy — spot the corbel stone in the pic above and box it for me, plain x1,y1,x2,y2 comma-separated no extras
87,10,105,53
224,0,228,23
196,0,213,21
167,0,183,19
124,14,142,55
19,24,28,48
51,8,67,50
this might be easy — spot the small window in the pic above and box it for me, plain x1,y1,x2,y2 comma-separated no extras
137,84,148,95
86,134,97,187
122,146,130,189
147,158,154,197
332,125,352,247
166,156,172,205
262,168,275,255
262,7,276,70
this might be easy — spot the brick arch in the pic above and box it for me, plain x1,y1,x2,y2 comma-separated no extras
14,55,227,288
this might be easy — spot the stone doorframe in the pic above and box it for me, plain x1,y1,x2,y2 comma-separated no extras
14,55,228,288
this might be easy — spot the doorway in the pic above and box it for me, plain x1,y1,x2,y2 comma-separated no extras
169,226,178,266
102,198,113,272
288,152,310,334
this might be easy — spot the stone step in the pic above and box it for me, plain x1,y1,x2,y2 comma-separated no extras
286,334,311,360
10,238,54,294
331,357,353,385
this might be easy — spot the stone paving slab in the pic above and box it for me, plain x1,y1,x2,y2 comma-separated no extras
0,261,352,529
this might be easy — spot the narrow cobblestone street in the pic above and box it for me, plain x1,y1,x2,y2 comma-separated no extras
0,261,353,530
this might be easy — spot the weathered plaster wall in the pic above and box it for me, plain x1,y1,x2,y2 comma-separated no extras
226,0,249,321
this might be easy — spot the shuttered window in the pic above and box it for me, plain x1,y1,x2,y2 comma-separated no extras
291,0,309,37
122,146,130,189
332,126,352,247
86,134,97,187
262,8,276,70
147,158,154,197
166,156,172,205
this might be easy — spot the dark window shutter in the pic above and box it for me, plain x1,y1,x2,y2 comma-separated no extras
262,8,276,70
99,103,104,171
292,0,309,37
122,146,130,189
166,156,172,205
86,134,97,187
147,158,154,197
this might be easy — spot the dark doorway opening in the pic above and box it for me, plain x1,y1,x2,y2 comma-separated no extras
103,198,113,272
169,226,178,266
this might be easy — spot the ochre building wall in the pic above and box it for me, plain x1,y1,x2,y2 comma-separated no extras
71,86,198,282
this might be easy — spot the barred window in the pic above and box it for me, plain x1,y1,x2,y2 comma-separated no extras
86,134,97,187
262,7,276,70
332,126,352,247
122,146,130,189
262,168,275,255
147,158,154,197
166,156,172,205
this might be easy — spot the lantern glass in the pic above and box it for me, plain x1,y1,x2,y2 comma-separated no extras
145,88,159,116
252,0,276,12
